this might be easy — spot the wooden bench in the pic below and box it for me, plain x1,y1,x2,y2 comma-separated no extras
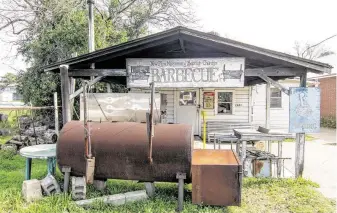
205,121,254,143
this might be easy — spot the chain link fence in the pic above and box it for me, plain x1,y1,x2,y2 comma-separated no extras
0,105,59,152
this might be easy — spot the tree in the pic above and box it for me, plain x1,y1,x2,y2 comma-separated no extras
15,8,127,106
0,0,197,106
0,72,17,91
293,35,336,60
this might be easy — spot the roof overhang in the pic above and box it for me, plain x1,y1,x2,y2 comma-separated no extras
43,27,333,85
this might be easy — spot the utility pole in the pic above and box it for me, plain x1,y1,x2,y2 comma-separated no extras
87,0,95,88
85,1,96,184
88,0,95,54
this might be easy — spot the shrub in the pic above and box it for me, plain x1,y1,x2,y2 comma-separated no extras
321,116,336,129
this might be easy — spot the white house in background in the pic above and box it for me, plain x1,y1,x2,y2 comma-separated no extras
0,84,23,103
252,79,315,132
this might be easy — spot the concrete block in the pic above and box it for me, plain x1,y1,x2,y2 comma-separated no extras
125,190,148,203
71,176,86,200
93,180,106,191
75,194,125,207
22,179,42,202
40,175,61,195
2,144,17,152
75,190,148,207
144,182,155,197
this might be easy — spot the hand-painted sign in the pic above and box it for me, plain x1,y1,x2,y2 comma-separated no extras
126,58,245,88
203,92,214,109
289,87,320,133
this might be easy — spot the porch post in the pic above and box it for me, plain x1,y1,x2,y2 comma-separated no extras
266,83,271,153
295,72,307,178
60,65,71,124
265,83,271,129
69,77,76,118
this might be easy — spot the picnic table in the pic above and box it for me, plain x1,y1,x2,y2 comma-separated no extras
19,144,56,180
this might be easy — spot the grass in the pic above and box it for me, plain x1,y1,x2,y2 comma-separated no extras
0,150,335,213
0,109,30,145
284,135,316,142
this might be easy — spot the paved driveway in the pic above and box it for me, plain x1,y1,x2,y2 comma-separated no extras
301,128,336,199
275,128,336,199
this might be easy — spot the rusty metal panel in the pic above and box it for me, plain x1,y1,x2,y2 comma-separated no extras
192,149,241,206
57,121,193,183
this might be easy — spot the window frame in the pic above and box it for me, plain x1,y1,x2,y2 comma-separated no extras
270,88,282,109
215,90,235,115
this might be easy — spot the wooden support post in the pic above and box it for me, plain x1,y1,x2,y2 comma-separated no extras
259,74,289,95
60,65,71,125
70,76,104,100
295,72,307,178
266,83,271,153
69,77,76,118
265,83,270,129
277,140,282,177
54,92,59,136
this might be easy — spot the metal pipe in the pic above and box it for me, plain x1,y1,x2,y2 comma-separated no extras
62,166,71,193
176,172,186,212
83,81,92,158
87,0,95,87
178,178,184,211
148,82,155,163
87,0,95,53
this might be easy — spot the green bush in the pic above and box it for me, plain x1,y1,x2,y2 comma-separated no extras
321,116,336,129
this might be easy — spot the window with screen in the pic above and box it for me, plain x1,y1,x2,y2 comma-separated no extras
217,92,233,114
270,88,282,108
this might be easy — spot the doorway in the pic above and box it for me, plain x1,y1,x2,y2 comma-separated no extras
176,90,199,135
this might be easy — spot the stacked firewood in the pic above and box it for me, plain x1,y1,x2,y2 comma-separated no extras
1,115,58,152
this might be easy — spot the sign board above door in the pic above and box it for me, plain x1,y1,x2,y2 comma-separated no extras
126,58,245,88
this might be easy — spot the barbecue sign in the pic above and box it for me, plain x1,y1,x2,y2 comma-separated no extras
126,58,245,88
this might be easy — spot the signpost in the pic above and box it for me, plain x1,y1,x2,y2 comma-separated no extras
289,87,320,133
126,58,245,88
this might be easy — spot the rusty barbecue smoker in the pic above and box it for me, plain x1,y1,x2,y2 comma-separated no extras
57,121,242,207
57,121,193,182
